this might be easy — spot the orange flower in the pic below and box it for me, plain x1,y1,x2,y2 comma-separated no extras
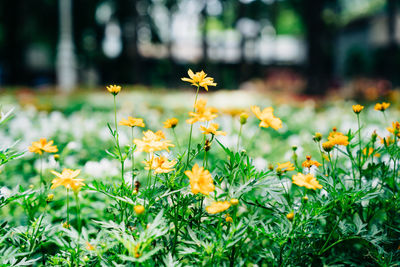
134,205,145,215
181,69,217,91
119,117,145,128
86,242,95,251
185,164,215,195
292,173,322,190
133,130,174,153
374,102,390,111
251,106,282,130
200,123,227,136
206,201,231,214
387,121,400,138
50,169,85,193
163,118,179,129
352,104,364,114
302,156,322,168
28,138,58,155
327,128,349,146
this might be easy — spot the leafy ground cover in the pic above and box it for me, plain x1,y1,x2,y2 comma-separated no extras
1,72,400,266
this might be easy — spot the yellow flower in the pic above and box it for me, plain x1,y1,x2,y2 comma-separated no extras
134,130,174,153
181,69,217,91
374,102,390,111
292,173,323,190
50,169,85,193
302,156,322,168
276,162,295,173
379,135,394,146
327,128,349,146
230,198,239,205
286,212,294,221
186,99,218,124
143,155,177,174
119,117,145,128
362,147,374,157
352,104,364,114
313,132,322,142
86,242,95,251
163,118,179,129
206,201,231,214
239,112,249,125
106,84,121,95
387,121,400,138
251,105,282,130
200,123,227,136
322,141,334,152
62,222,71,229
225,214,233,223
28,138,58,155
185,163,215,195
46,194,54,202
134,205,145,215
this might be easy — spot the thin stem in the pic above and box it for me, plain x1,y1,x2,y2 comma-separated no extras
113,95,125,184
39,155,44,186
186,86,200,166
131,127,135,186
357,114,362,187
75,193,81,233
172,128,181,151
237,124,243,152
66,188,70,225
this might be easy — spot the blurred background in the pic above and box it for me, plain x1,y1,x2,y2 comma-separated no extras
0,0,399,95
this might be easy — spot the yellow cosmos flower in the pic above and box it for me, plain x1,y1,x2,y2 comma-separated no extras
362,147,374,157
292,173,323,190
133,130,174,153
106,84,121,95
86,242,95,251
322,141,334,152
186,99,218,124
379,135,394,146
352,104,364,114
119,117,145,128
230,198,239,205
387,121,400,137
313,132,322,142
251,105,282,130
181,69,217,91
286,212,294,221
134,205,145,215
185,163,215,195
276,162,295,173
200,123,227,136
28,138,58,155
225,214,233,223
163,118,179,129
327,128,349,146
143,155,177,174
302,156,322,168
206,201,231,214
50,169,85,193
374,102,390,111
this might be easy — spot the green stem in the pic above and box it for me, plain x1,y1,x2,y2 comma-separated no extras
357,114,362,187
172,128,181,151
113,95,124,184
66,188,70,225
75,193,81,233
237,124,243,152
186,86,200,166
131,127,135,186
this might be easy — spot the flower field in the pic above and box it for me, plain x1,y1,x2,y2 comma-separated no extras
1,71,400,266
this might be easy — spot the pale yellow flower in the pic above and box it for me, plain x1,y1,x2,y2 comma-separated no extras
276,161,295,173
185,164,215,195
186,99,218,124
28,138,58,155
181,69,217,91
206,201,231,214
50,169,85,193
119,117,145,128
292,173,322,190
143,155,177,174
134,130,174,153
251,105,282,130
200,123,227,136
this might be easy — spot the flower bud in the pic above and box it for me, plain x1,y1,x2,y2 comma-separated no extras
239,112,249,125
